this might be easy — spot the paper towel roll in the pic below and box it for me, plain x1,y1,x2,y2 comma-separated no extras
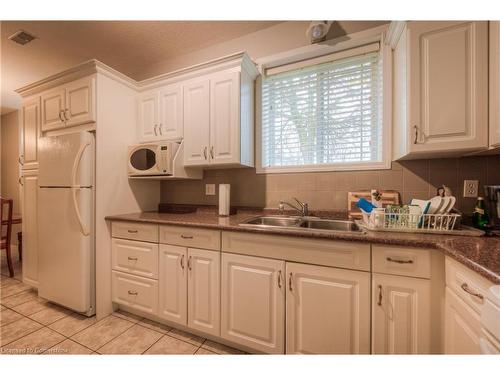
219,184,230,216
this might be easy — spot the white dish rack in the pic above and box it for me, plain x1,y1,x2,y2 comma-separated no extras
358,210,464,234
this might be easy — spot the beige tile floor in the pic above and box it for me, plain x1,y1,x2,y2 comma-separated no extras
0,252,244,355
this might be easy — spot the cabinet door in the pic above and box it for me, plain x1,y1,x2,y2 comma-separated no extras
159,85,183,140
159,244,187,325
64,76,96,127
40,87,65,131
183,79,210,166
187,248,220,336
209,71,240,165
372,273,431,354
286,262,370,354
137,90,159,142
408,21,488,153
490,21,500,148
221,253,285,353
21,170,38,288
444,287,482,354
21,97,40,170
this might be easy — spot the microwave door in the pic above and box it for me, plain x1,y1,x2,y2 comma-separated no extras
129,147,158,175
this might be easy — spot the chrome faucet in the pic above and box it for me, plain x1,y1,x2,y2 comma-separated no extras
279,197,309,217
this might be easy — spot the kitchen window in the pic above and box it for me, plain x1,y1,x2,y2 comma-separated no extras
258,41,391,173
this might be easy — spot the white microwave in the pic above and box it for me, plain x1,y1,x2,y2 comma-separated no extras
128,142,179,176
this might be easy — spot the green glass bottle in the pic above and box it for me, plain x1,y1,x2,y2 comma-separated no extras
472,197,490,230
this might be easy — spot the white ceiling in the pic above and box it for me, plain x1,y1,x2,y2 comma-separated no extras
1,21,280,114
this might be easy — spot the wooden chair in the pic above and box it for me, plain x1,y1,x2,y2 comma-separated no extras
1,197,14,277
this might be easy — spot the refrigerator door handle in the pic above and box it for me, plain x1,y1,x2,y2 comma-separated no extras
71,141,92,236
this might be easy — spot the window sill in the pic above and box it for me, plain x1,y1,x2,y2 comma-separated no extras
256,160,392,174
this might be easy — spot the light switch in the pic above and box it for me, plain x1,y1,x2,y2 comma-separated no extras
205,184,216,196
463,180,479,198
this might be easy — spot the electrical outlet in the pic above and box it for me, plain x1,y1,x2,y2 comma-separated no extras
463,180,479,198
205,184,216,196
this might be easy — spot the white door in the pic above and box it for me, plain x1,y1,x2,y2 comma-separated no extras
372,273,431,354
187,248,220,336
183,79,210,166
41,87,65,131
137,90,159,142
159,84,183,140
221,253,285,354
408,21,488,153
490,21,500,148
21,170,38,288
159,244,187,325
21,97,40,170
64,76,96,127
444,287,482,354
209,71,240,165
286,262,370,354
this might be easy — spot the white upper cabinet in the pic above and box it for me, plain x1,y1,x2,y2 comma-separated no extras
490,21,500,148
372,273,431,354
286,262,370,354
159,85,183,140
137,90,159,142
40,76,96,132
392,21,488,159
21,97,41,170
183,79,211,165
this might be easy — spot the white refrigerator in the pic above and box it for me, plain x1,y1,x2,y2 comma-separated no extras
38,131,95,316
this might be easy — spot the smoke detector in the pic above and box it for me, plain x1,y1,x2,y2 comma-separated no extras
8,30,37,45
306,21,333,44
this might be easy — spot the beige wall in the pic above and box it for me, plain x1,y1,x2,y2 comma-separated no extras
1,110,21,244
160,156,500,214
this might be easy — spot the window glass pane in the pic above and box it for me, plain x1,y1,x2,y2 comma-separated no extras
261,51,383,169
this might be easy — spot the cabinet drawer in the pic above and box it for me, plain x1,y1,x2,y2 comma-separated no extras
112,271,158,315
112,221,158,243
112,239,159,279
445,257,493,315
159,225,220,251
372,245,431,279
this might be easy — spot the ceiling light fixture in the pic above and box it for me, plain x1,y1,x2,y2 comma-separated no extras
306,21,333,44
8,30,37,45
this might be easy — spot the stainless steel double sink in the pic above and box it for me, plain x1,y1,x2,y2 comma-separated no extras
239,215,361,233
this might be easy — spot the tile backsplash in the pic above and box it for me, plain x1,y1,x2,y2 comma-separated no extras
160,155,500,214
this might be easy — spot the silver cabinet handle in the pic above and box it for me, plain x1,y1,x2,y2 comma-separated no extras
128,290,138,296
64,109,70,121
180,234,193,239
127,229,138,233
187,256,192,271
386,257,413,264
59,110,64,122
180,254,185,269
203,146,207,160
210,146,214,159
127,256,138,261
377,285,383,306
153,124,158,136
277,270,282,289
288,272,293,291
413,125,419,144
19,155,24,166
461,283,484,301
158,123,163,135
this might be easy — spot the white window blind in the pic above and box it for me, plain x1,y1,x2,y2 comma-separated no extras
261,48,384,170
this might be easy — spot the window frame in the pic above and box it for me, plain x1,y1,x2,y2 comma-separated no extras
255,24,392,174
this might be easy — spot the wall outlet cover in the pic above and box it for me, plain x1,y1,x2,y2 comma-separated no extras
205,184,216,196
463,180,479,198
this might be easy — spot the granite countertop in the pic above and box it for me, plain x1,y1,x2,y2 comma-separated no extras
105,211,500,284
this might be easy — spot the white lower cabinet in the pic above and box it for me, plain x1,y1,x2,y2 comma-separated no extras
372,273,431,354
444,287,482,354
158,244,188,325
221,253,285,354
111,271,158,315
21,169,39,288
286,262,370,354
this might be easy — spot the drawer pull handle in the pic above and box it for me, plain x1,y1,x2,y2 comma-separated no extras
277,270,282,289
377,285,383,306
180,254,185,269
128,290,138,296
461,283,484,300
386,257,413,264
181,234,193,239
127,256,138,261
127,230,138,233
288,272,293,291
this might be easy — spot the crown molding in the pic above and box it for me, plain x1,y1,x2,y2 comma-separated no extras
386,21,407,49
